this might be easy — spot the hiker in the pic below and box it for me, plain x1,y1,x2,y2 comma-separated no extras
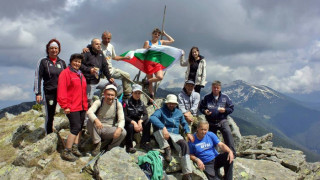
150,94,193,180
57,53,88,162
80,38,114,104
142,28,175,101
83,31,132,99
86,84,126,156
180,46,207,93
123,84,152,153
34,39,66,134
178,80,201,133
199,81,236,156
188,120,234,180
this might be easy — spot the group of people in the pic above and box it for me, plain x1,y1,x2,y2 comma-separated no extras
34,28,235,180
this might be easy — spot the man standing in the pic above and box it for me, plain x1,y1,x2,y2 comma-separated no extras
81,38,114,103
178,80,201,132
150,94,193,180
199,80,236,155
86,84,126,156
84,31,132,98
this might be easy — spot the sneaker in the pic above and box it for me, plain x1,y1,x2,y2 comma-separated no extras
61,148,78,162
72,144,82,157
92,141,101,156
164,147,172,162
182,173,192,180
126,147,136,153
140,142,152,152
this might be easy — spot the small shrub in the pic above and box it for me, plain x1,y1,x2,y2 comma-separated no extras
32,104,42,112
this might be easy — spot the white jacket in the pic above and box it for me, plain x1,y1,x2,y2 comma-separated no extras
180,55,207,86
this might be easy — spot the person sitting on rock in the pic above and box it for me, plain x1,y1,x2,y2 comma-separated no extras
123,84,152,153
86,84,127,156
188,120,234,180
178,80,201,133
150,94,194,180
199,80,236,156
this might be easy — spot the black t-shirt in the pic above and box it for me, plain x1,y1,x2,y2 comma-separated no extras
188,59,201,82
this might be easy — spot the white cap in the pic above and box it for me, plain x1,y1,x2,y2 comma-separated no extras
132,84,142,92
104,84,117,92
165,94,178,104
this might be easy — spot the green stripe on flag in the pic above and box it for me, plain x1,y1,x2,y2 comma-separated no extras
134,50,175,67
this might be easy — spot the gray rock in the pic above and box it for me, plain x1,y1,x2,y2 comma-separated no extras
4,112,15,120
44,170,66,180
95,147,148,180
13,133,58,167
274,147,306,172
234,157,299,180
53,117,69,131
0,164,36,180
11,124,32,148
37,158,52,169
228,116,242,149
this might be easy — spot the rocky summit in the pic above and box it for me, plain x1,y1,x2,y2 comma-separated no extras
0,100,319,180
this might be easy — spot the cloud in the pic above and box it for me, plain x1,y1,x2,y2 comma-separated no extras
0,84,30,101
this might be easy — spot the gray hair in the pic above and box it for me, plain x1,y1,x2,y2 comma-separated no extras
197,120,209,128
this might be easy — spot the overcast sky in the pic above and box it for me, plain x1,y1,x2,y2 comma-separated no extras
1,0,320,109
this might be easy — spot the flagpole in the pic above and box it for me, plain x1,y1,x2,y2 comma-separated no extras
160,5,166,40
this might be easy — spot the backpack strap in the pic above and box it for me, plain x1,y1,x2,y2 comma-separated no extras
113,98,118,127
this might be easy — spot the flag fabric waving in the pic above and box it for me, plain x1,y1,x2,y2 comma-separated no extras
120,45,183,74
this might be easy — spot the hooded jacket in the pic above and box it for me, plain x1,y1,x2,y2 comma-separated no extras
150,105,190,134
57,66,88,112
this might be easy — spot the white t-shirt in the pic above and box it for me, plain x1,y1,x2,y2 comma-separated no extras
101,43,116,74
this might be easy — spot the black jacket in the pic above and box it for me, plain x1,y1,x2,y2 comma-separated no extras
81,47,111,84
123,97,148,124
34,56,66,95
199,92,234,122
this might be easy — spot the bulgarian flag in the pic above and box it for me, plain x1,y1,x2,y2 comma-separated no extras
120,45,183,74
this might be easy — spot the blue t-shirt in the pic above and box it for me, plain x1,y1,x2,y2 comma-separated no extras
188,131,220,163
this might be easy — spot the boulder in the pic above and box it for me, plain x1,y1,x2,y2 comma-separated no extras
274,147,306,172
234,157,299,180
44,170,66,180
13,133,58,167
0,164,36,180
4,112,15,120
94,147,148,180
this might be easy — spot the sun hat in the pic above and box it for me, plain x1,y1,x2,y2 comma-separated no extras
165,94,178,104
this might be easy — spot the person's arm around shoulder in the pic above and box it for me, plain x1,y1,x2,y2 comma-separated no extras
217,142,234,164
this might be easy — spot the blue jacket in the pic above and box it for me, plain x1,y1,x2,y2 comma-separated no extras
199,92,234,122
150,105,191,134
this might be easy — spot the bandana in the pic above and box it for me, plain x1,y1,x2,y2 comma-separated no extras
49,42,59,48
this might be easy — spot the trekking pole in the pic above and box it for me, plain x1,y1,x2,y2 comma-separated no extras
80,149,106,173
122,75,160,109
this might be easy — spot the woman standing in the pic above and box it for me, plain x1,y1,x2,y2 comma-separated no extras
142,28,175,100
180,47,207,93
57,53,88,162
34,39,66,134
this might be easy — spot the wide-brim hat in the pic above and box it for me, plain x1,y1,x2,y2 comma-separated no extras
165,94,178,104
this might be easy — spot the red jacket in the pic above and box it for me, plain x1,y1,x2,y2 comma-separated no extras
57,66,88,112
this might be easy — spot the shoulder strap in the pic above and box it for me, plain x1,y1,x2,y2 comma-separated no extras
113,99,118,126
95,97,104,114
158,40,161,45
149,40,152,46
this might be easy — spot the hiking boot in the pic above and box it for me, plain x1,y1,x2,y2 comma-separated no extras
140,142,152,152
182,173,192,180
126,147,136,154
61,148,78,162
164,147,172,162
72,144,82,157
92,141,101,156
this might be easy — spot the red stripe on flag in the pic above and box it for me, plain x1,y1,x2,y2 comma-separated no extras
122,57,166,74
